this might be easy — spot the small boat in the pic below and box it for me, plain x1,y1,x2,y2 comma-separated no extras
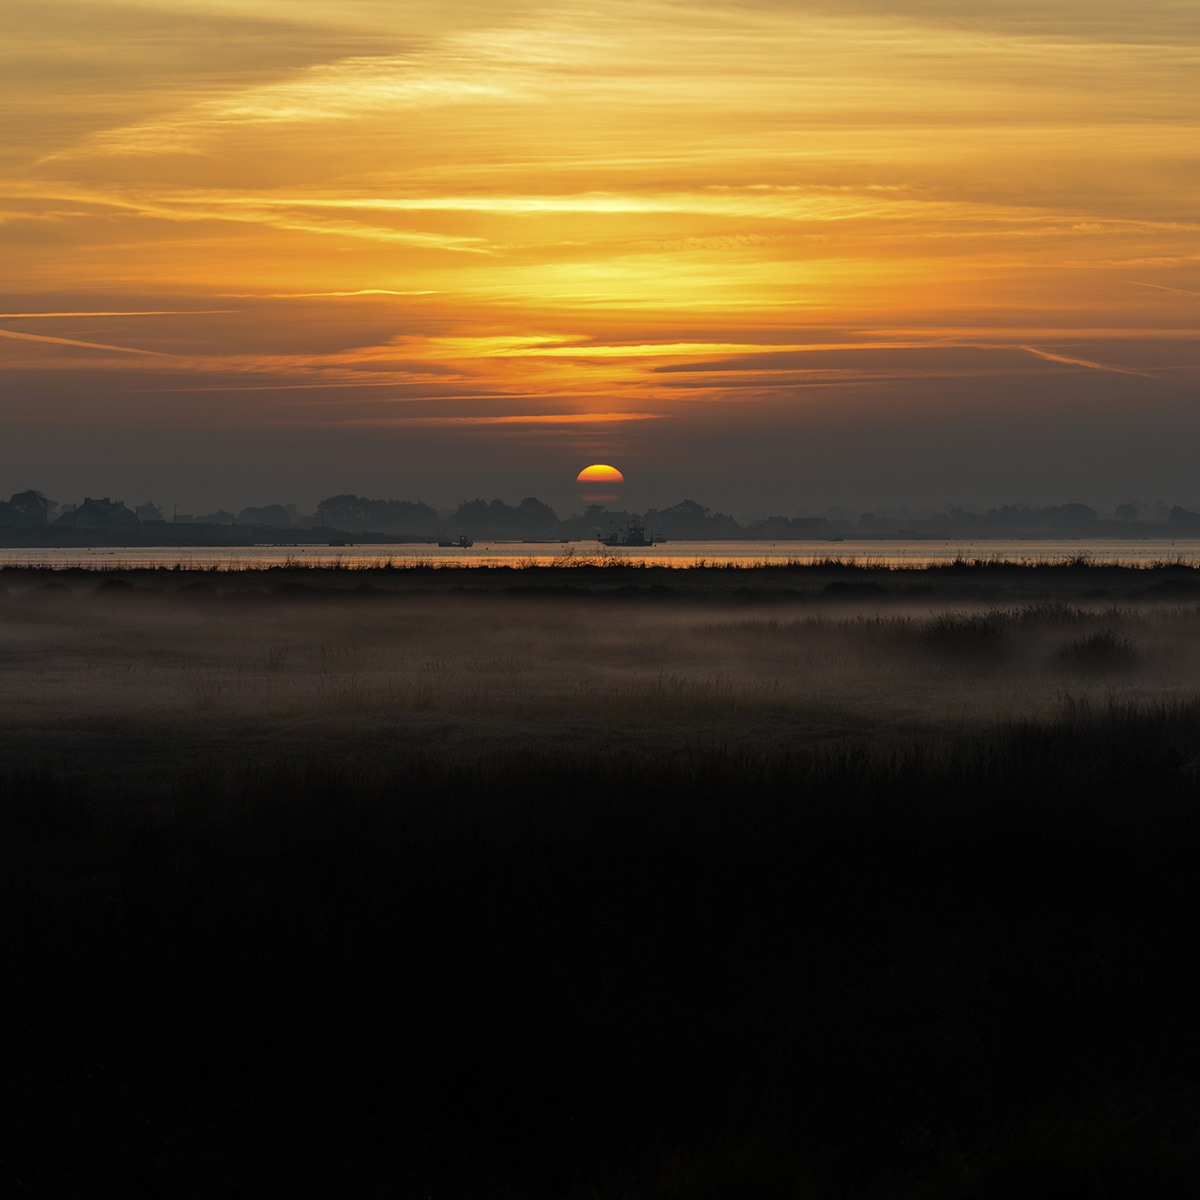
598,518,655,548
438,535,474,548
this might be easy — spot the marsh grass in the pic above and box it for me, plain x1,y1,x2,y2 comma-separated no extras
921,610,1010,659
1055,629,1140,674
3,552,1200,579
4,574,1200,1196
5,704,1200,1197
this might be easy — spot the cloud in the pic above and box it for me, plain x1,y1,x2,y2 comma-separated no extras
1127,281,1200,298
0,327,167,356
43,51,530,160
161,188,1085,230
217,289,441,297
151,207,492,252
1015,345,1160,379
0,310,235,317
422,337,819,359
334,412,663,426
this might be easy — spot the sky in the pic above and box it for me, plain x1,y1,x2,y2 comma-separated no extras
2,0,1198,516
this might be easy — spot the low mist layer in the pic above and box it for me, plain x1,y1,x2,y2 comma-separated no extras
3,568,1200,772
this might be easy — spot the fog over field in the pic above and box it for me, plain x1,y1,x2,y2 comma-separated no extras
5,580,1200,773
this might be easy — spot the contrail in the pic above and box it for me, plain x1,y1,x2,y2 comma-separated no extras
1127,281,1200,298
1016,345,1158,380
0,310,235,318
0,327,167,355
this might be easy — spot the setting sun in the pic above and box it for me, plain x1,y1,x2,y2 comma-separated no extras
576,464,625,504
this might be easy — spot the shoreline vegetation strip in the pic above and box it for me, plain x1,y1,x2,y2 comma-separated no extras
4,554,1200,574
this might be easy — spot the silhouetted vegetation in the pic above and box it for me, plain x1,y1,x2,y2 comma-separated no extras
5,713,1200,1196
921,610,1010,659
7,484,1200,544
315,492,442,533
1055,628,1140,674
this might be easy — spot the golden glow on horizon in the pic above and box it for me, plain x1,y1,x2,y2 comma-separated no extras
2,0,1197,458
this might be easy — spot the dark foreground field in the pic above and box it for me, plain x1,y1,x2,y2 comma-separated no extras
4,563,1200,1197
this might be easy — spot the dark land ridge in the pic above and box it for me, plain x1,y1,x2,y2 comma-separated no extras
4,566,1200,1197
8,489,1200,545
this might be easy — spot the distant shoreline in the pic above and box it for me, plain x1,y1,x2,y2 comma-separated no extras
3,532,1200,549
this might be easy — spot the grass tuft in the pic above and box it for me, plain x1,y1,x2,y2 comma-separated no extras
1055,628,1139,674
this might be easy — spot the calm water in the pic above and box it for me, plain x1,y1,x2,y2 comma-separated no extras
3,539,1200,570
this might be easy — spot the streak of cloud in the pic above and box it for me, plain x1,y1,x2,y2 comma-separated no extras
0,327,168,356
44,53,528,161
217,290,441,298
0,311,237,318
1127,281,1200,298
148,206,493,252
339,412,663,426
1015,345,1160,379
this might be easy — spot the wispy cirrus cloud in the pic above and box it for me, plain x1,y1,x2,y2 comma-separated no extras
148,206,493,253
217,289,440,298
335,412,663,426
39,52,530,161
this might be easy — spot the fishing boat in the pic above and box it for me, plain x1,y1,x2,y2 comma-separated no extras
598,518,657,547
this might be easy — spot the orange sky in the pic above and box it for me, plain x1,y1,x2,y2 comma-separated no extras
2,0,1197,513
